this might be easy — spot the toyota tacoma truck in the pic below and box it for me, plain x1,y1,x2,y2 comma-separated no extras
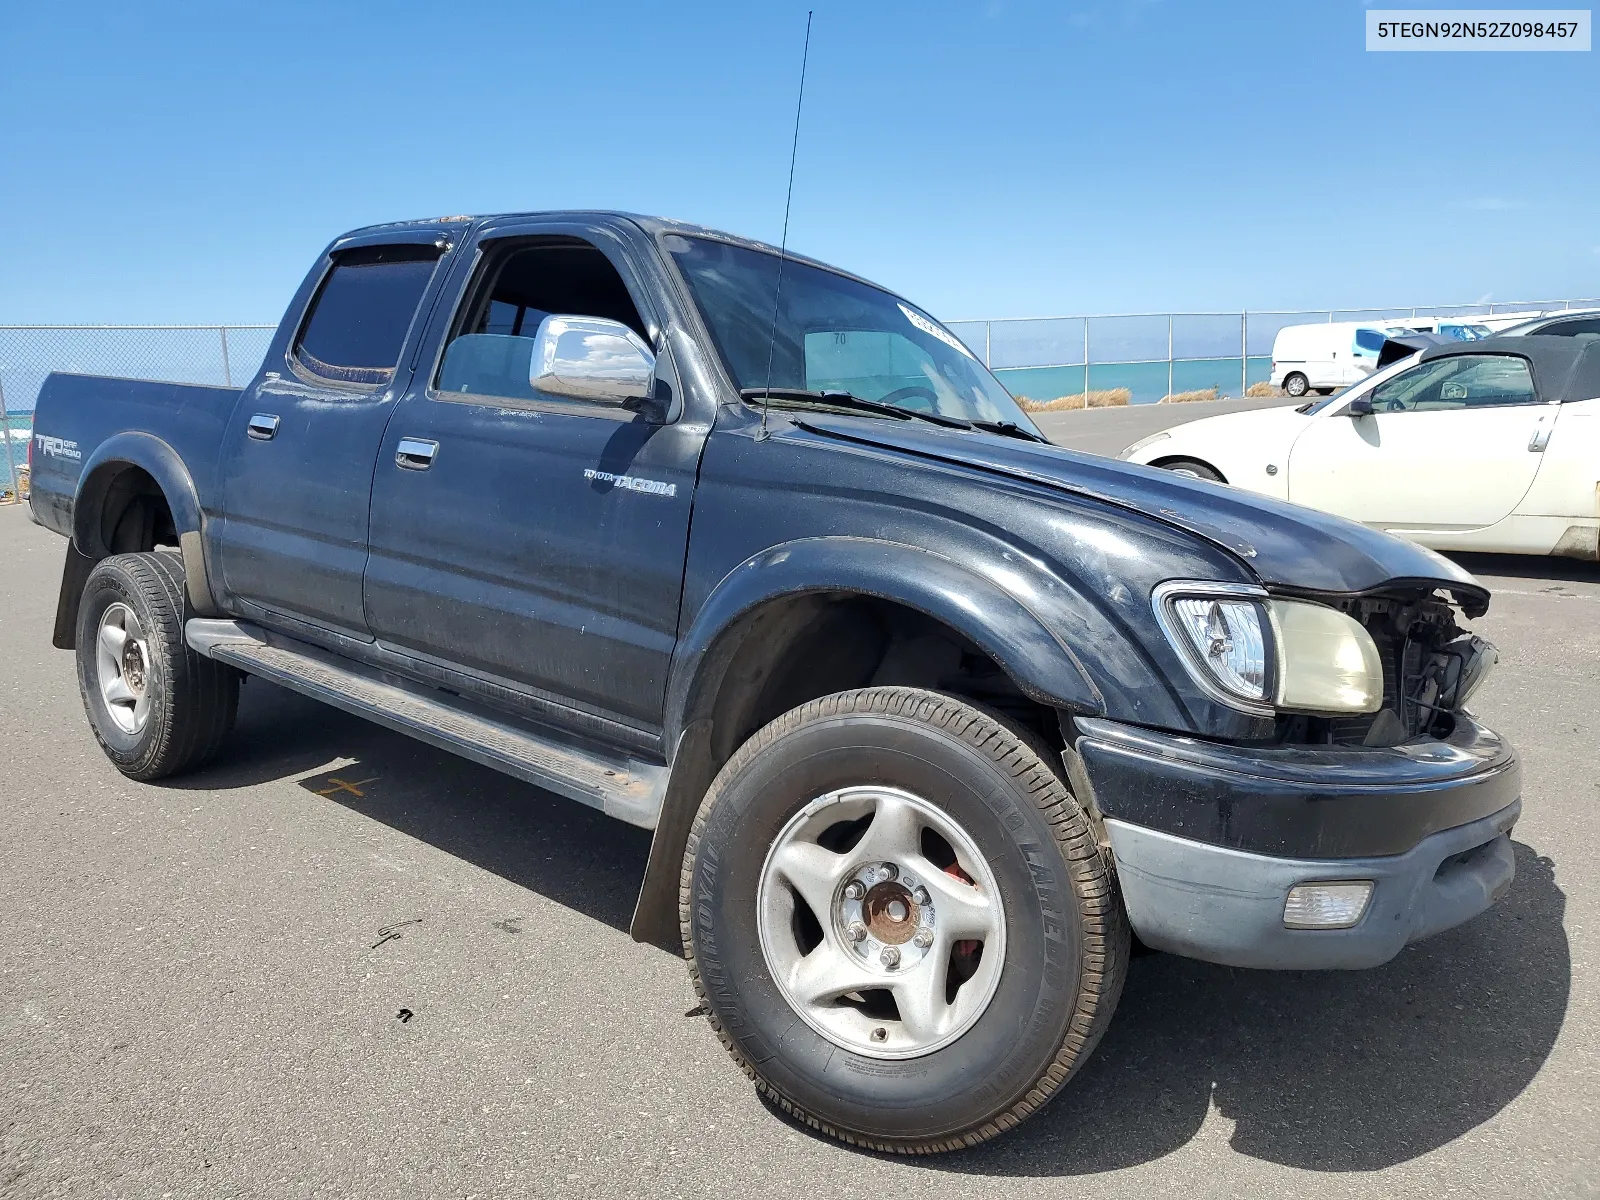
27,212,1518,1153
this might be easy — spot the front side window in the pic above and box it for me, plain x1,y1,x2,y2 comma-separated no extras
1369,354,1536,413
1353,327,1388,353
667,235,1037,429
434,239,648,404
294,244,442,386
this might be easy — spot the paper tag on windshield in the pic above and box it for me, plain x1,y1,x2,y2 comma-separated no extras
899,302,976,360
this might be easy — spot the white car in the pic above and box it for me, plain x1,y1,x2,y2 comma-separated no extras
1123,335,1600,559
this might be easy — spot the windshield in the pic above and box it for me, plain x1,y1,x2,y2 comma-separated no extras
666,235,1039,432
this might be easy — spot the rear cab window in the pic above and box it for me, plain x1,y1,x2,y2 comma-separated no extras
293,244,443,387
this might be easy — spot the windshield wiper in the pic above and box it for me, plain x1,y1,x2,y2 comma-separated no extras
740,387,974,430
967,419,1050,444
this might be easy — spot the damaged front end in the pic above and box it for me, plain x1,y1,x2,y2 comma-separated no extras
1275,589,1499,748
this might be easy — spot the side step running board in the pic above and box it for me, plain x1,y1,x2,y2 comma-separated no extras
185,619,667,828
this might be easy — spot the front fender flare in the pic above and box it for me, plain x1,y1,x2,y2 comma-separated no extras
664,536,1104,750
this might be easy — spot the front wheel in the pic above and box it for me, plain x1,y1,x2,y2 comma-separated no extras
1159,458,1225,483
681,688,1128,1153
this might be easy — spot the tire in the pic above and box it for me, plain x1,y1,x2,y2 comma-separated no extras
680,687,1129,1153
1283,372,1309,398
1159,458,1225,483
76,551,239,781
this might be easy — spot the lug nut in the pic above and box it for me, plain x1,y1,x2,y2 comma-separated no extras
913,929,933,948
913,887,931,906
879,863,898,882
880,946,901,968
843,880,865,901
846,921,867,943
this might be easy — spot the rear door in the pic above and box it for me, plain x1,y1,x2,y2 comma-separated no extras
216,237,447,638
362,221,706,730
1287,351,1549,530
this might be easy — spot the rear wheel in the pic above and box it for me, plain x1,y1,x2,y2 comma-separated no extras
1283,372,1309,397
1159,458,1224,483
76,551,239,780
681,687,1128,1153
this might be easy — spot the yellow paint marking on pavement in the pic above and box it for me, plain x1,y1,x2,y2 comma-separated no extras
313,776,378,798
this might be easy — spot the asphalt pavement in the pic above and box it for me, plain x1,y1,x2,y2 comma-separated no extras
1,413,1596,1198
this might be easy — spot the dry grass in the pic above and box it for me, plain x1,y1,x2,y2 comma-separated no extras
1159,387,1220,403
1016,388,1132,412
1245,381,1284,398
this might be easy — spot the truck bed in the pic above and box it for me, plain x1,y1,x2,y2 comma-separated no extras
28,373,240,539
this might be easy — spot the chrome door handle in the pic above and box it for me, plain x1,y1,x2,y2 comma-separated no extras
246,413,280,440
395,437,439,470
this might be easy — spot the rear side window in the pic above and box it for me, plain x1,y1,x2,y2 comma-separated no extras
1540,318,1600,338
294,244,442,386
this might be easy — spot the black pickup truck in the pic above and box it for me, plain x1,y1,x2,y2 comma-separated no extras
27,212,1518,1152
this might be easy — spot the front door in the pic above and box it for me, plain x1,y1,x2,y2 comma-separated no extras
362,231,706,730
1287,351,1548,530
217,241,444,637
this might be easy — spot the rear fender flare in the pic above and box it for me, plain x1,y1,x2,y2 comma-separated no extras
73,432,202,556
53,434,219,649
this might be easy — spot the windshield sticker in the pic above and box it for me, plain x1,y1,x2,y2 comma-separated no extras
898,303,976,360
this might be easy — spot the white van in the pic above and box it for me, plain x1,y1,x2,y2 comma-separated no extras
1269,322,1393,397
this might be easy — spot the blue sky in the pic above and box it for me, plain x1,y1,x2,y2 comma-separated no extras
0,1,1594,324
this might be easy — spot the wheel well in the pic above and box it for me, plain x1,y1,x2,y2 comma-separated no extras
53,465,182,652
1148,454,1228,484
631,591,1074,951
80,463,178,557
704,593,1064,768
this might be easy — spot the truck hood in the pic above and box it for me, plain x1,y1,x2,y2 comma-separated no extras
796,414,1490,616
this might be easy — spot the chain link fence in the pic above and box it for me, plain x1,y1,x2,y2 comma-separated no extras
4,300,1598,502
946,298,1600,408
0,325,275,501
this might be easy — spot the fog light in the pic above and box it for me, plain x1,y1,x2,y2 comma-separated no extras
1283,881,1373,929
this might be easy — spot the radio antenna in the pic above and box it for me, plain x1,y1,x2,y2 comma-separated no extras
757,9,813,442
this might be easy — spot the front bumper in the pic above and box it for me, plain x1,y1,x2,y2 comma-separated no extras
1071,715,1520,970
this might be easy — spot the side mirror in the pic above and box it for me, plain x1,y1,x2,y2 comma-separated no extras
531,315,656,405
1345,397,1374,417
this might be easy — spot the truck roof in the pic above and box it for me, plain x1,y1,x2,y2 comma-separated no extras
330,211,888,293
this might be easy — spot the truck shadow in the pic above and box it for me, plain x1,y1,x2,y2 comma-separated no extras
181,681,1568,1175
1447,550,1600,586
919,839,1568,1176
173,678,653,935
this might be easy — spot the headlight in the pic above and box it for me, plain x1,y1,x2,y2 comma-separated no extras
1268,599,1383,714
1154,585,1384,715
1153,583,1272,711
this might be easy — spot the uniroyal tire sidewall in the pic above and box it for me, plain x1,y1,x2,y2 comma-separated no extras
690,709,1085,1143
76,564,171,771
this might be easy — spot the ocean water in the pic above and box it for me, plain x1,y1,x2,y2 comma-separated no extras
2,413,31,481
996,356,1273,406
